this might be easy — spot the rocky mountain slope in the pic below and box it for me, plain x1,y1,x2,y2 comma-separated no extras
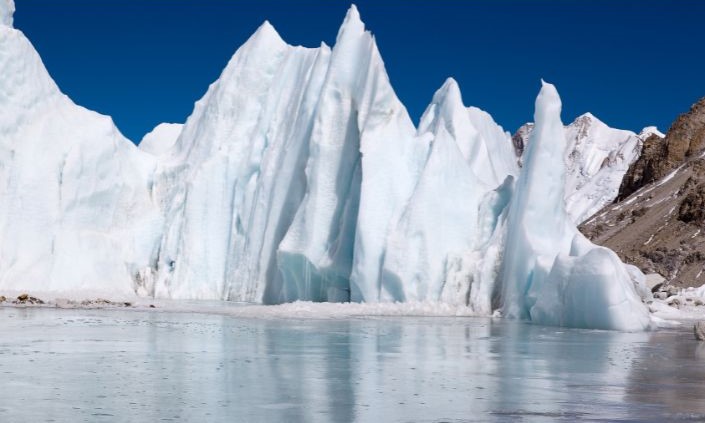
581,96,705,288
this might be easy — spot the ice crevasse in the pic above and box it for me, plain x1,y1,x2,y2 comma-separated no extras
0,2,652,330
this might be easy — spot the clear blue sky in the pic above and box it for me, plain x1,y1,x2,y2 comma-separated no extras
13,0,705,143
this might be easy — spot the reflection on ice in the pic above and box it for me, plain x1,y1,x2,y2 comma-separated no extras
0,308,703,422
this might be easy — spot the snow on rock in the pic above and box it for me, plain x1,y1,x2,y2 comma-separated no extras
139,123,183,156
499,82,651,331
0,23,163,295
638,125,665,140
514,112,644,224
0,0,13,27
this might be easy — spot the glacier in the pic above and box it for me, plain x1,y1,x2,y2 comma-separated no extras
0,1,652,330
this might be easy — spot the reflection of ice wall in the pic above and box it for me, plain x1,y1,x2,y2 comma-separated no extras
1,2,652,330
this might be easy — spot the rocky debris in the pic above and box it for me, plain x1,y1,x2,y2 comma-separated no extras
645,273,666,292
511,123,532,162
54,298,135,309
12,293,44,304
0,295,5,303
677,185,705,224
654,291,668,300
695,322,705,341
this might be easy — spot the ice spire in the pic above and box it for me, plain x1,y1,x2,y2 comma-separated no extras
0,0,14,27
498,81,651,331
338,4,365,38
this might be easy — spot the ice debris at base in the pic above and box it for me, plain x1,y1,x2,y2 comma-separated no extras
0,4,653,330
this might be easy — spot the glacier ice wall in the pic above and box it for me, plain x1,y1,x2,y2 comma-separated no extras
0,3,653,330
0,20,163,295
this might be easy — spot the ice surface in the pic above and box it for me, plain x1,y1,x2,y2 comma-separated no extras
5,307,701,422
0,3,656,330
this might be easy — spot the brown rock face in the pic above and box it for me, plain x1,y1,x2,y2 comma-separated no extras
678,183,705,224
618,97,705,200
583,95,705,288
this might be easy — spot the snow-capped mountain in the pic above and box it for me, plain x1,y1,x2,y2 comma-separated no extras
0,1,651,330
513,113,661,224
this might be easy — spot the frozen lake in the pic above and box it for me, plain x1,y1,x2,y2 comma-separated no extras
1,307,704,422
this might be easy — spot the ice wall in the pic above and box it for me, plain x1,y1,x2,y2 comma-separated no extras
380,79,517,305
0,22,163,295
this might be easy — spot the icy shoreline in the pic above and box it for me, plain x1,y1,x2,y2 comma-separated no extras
1,289,703,330
0,291,480,319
